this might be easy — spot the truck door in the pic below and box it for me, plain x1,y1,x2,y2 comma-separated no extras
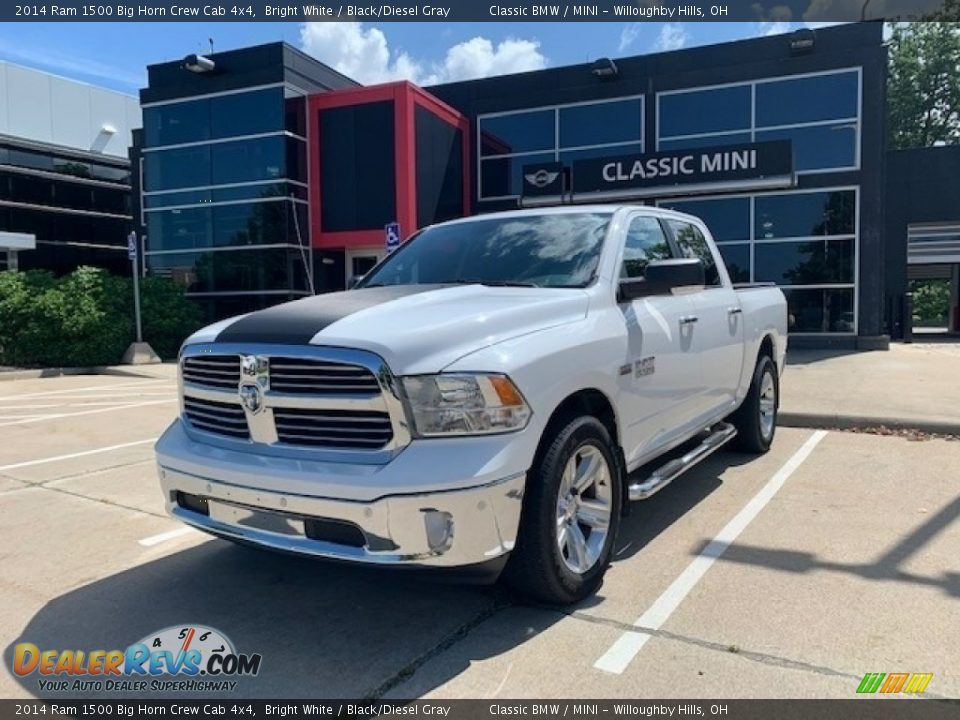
666,218,745,421
617,214,702,467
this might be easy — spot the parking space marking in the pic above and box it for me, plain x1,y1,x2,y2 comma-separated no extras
0,379,173,400
0,438,158,472
593,430,829,675
138,527,198,547
0,398,176,427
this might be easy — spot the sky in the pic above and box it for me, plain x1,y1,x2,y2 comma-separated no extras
0,20,832,96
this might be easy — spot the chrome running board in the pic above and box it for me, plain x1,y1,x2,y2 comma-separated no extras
628,422,737,501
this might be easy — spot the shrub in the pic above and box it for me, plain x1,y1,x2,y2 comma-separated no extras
0,267,203,367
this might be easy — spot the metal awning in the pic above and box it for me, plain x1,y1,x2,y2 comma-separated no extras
0,231,36,251
908,223,960,265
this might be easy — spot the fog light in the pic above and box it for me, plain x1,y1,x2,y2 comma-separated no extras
176,491,209,516
424,510,454,552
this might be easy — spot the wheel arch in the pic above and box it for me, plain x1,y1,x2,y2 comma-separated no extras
529,387,628,513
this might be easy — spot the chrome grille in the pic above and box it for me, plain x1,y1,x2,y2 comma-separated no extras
183,396,250,440
274,408,393,449
268,358,380,395
178,344,410,459
182,355,241,390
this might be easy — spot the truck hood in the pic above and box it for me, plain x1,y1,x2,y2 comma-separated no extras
187,284,590,375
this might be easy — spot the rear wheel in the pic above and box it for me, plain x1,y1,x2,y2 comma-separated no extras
505,416,622,605
730,354,778,454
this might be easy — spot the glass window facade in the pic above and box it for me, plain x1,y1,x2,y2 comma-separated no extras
660,188,857,333
143,87,285,147
478,97,644,199
657,69,860,173
142,86,311,303
0,139,132,278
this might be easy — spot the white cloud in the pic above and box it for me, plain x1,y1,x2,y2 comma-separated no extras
618,24,641,53
299,23,546,86
652,24,690,52
756,21,794,36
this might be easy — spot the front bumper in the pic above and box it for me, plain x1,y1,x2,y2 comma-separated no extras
156,430,528,568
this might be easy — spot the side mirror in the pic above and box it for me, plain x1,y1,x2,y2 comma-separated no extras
347,275,364,289
618,258,705,301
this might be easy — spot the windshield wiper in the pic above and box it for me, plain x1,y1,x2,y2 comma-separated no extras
449,279,539,288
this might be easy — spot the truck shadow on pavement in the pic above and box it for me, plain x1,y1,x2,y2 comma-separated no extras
6,452,747,700
698,493,960,599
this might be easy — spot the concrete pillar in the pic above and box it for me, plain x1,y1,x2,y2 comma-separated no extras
7,250,18,272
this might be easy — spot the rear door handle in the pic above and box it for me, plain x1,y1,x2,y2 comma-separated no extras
680,315,699,325
727,307,743,315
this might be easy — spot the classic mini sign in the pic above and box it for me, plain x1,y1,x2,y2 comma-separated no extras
522,141,794,202
574,141,793,195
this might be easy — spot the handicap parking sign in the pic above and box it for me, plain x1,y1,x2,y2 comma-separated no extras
385,222,401,254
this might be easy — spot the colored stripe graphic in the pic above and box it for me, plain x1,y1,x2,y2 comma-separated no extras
903,673,934,694
857,673,885,693
857,672,933,694
880,672,909,693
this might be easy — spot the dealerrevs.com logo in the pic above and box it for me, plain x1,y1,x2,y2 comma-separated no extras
13,625,262,693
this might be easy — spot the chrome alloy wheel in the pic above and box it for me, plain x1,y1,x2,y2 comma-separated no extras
759,369,777,441
555,444,613,574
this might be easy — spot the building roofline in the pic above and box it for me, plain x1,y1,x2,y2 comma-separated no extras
0,59,139,100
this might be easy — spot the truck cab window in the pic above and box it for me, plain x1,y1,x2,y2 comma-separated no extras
668,220,721,286
621,216,672,279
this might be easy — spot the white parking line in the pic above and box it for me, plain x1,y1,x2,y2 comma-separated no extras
139,527,197,547
1,380,173,401
0,398,176,428
593,430,829,675
0,438,158,472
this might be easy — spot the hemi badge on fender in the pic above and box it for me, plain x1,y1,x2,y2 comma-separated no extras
618,364,632,376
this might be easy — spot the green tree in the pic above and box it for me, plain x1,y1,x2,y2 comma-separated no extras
888,22,960,149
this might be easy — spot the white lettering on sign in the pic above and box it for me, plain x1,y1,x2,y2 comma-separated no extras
701,149,756,173
601,149,758,184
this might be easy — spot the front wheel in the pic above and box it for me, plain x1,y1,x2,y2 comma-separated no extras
730,354,779,454
504,416,622,605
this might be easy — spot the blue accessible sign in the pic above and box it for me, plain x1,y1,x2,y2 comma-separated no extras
385,222,401,254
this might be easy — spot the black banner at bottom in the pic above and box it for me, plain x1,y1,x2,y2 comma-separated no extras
1,700,959,720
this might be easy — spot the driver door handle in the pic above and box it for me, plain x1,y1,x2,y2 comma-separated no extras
680,315,699,325
727,307,743,315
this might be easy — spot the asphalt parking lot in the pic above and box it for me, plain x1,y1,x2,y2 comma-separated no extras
1,366,958,699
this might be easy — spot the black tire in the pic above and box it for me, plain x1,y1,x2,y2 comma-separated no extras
730,354,779,454
504,416,622,605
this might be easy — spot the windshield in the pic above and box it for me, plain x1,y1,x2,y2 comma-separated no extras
359,213,612,289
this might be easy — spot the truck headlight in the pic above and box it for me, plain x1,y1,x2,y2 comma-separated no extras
400,374,532,437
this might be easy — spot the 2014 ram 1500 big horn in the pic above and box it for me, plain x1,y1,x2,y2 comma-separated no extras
155,206,787,604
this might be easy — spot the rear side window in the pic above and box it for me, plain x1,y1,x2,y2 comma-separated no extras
668,220,721,286
621,216,673,279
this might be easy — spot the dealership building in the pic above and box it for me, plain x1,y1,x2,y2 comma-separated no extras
133,22,960,347
0,62,140,276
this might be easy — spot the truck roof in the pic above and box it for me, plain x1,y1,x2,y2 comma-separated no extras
433,204,703,227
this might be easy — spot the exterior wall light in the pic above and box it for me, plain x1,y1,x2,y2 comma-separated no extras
183,54,216,73
591,58,619,79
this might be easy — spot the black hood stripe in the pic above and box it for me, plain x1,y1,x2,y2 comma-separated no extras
214,285,444,345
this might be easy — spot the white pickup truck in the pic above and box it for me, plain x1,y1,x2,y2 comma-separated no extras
155,205,787,604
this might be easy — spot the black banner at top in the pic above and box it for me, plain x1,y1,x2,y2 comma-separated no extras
2,0,956,22
571,140,794,195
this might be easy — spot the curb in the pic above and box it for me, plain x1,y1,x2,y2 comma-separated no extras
0,363,175,382
779,411,960,436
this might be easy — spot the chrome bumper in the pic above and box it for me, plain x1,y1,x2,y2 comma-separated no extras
158,465,526,568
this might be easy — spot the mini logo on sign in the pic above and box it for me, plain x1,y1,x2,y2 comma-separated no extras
524,169,559,188
240,384,263,414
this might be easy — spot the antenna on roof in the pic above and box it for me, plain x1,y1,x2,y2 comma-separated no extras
208,38,214,54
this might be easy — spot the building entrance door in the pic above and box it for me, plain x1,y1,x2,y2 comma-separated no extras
346,249,383,286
